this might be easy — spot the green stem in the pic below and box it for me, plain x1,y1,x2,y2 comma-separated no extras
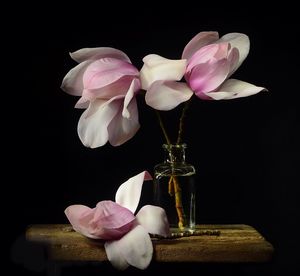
155,110,171,145
176,97,192,145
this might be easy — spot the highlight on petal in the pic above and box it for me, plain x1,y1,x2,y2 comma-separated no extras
217,33,250,71
140,54,187,90
136,205,170,237
205,79,267,100
61,60,92,96
77,97,121,148
70,47,131,63
145,81,193,111
182,31,219,60
115,171,152,213
105,225,153,270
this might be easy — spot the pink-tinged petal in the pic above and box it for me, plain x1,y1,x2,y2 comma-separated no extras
86,201,135,240
189,59,231,96
140,54,186,90
115,171,152,213
108,97,140,146
77,97,121,148
75,96,89,109
64,205,100,239
82,76,135,101
83,58,139,90
106,225,153,270
145,81,193,111
61,60,92,96
182,31,219,60
136,205,170,237
122,78,141,118
217,33,250,70
70,47,131,63
206,79,267,100
186,43,229,74
104,240,129,270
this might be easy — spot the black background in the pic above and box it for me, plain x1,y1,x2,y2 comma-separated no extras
8,4,299,275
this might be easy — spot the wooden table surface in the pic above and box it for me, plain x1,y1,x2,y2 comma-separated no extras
26,224,273,263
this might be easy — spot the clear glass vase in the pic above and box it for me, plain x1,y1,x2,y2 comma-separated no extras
154,143,196,233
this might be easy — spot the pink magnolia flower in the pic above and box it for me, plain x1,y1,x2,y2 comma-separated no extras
65,171,170,270
141,32,265,110
61,47,141,148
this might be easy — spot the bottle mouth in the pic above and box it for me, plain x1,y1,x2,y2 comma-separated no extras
162,143,187,150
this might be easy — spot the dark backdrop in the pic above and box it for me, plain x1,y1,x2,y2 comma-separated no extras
8,4,299,275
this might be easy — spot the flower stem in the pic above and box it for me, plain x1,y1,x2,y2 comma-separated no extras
176,97,192,145
155,110,171,145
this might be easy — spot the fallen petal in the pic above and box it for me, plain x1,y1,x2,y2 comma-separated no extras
64,205,99,239
104,241,129,270
136,205,170,237
115,171,152,213
206,78,267,100
106,225,153,270
145,81,193,110
89,201,135,240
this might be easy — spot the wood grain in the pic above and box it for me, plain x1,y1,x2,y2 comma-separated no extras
26,224,273,263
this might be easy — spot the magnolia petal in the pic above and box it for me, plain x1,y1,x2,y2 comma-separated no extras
89,201,135,240
70,47,131,63
182,31,219,60
108,97,140,146
106,225,153,270
115,171,152,213
83,58,139,90
189,59,231,95
77,97,121,148
206,79,267,100
218,33,250,71
64,205,100,239
136,205,170,237
122,78,141,118
75,96,89,109
104,240,129,270
186,44,219,75
61,60,92,96
145,81,193,111
140,54,187,90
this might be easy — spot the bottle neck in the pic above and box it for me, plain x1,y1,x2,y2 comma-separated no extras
163,144,186,164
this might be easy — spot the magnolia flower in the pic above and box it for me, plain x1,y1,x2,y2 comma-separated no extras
141,31,265,110
65,171,170,270
61,47,141,148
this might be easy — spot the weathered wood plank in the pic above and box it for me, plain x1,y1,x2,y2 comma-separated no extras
26,224,273,263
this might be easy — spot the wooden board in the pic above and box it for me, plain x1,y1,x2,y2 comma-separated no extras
26,224,273,263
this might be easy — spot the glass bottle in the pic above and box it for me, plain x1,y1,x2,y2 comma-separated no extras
154,143,196,233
